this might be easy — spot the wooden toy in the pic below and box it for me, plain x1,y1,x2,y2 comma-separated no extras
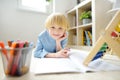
83,11,120,66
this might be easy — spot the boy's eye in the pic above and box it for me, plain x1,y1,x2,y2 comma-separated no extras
51,27,55,29
58,27,63,30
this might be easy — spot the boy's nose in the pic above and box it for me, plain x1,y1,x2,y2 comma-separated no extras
54,29,60,33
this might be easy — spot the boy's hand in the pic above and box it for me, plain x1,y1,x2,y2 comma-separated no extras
57,33,67,42
56,33,67,51
55,48,70,58
45,48,70,58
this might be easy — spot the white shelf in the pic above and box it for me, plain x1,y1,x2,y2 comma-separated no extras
77,0,91,9
66,0,113,49
78,23,92,28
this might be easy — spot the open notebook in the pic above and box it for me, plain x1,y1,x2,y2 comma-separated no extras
30,49,120,74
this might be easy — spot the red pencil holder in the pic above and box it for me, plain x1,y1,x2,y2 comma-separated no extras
0,46,33,77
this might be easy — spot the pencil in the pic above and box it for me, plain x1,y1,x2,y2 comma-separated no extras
11,42,24,76
6,42,18,75
0,41,9,61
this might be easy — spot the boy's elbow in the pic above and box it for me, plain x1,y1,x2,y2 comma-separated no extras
34,52,41,58
33,49,41,58
34,53,38,58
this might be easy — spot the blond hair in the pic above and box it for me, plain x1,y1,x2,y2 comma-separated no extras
45,13,69,30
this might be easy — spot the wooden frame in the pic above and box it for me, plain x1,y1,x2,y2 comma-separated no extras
83,11,120,66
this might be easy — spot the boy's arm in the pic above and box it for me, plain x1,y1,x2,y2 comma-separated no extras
34,38,49,58
56,40,62,51
56,33,67,51
45,49,69,58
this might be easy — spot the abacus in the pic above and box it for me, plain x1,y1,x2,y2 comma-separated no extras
83,11,120,66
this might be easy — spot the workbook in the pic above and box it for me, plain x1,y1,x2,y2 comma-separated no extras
30,49,120,74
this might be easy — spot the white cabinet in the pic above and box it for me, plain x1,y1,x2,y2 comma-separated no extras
66,0,113,50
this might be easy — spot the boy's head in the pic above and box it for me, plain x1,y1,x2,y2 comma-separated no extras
45,13,70,40
45,13,69,31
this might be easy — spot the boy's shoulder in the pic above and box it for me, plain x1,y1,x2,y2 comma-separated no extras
38,30,48,38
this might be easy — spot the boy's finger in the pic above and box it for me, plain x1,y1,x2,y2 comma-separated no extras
64,48,70,51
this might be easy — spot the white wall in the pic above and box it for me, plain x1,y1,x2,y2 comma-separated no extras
0,0,48,45
0,0,76,45
54,0,77,13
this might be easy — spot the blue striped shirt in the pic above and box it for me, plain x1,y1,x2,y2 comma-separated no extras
34,30,68,58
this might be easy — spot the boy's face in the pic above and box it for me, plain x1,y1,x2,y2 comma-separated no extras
48,25,66,40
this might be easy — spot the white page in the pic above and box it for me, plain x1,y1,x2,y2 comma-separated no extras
69,49,97,72
30,58,81,74
88,58,120,71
